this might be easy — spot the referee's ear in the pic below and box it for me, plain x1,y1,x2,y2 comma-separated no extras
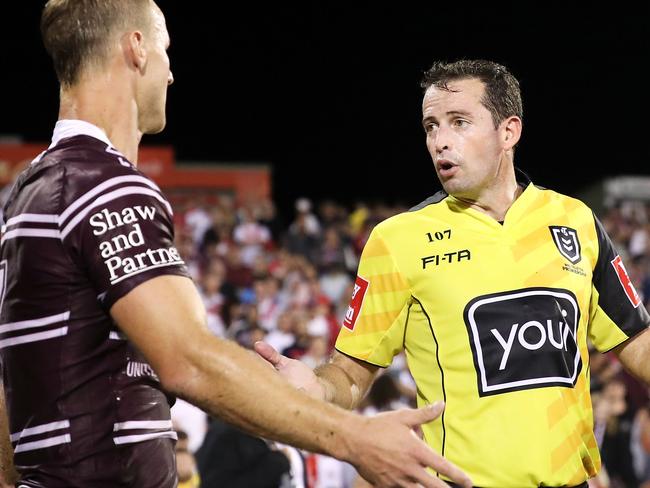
500,115,522,151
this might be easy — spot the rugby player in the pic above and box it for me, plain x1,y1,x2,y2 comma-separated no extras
0,2,472,487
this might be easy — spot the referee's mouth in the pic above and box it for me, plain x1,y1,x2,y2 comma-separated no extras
436,159,458,178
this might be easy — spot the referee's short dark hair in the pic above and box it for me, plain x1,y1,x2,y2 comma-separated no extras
421,59,523,128
41,0,153,87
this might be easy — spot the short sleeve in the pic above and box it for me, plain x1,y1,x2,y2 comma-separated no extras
61,178,190,309
588,214,650,351
335,227,412,367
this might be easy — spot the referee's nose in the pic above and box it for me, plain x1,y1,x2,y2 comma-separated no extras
168,70,174,86
435,124,451,154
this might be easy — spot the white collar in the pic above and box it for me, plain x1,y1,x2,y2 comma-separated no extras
50,119,114,149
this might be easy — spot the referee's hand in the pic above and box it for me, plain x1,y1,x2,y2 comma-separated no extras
351,402,472,488
254,341,326,400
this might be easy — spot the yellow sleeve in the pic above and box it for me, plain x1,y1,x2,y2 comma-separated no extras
335,227,412,367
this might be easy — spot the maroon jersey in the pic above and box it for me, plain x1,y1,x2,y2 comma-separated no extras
0,121,188,486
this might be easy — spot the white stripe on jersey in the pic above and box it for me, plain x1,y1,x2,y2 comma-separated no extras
60,186,173,240
0,228,61,245
0,327,68,349
104,146,125,158
113,420,173,431
0,311,70,334
31,150,47,166
10,420,70,443
58,175,164,226
109,330,126,340
105,146,132,168
4,213,59,228
109,260,186,285
113,431,177,445
14,434,71,454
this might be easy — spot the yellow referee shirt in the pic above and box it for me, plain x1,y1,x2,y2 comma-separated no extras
336,175,649,487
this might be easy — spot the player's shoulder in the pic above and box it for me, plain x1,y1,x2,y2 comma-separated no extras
46,135,147,183
38,136,171,239
4,135,139,217
40,135,163,204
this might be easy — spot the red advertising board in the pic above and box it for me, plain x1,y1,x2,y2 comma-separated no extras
0,143,270,203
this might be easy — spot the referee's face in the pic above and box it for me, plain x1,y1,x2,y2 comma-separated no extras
422,78,506,200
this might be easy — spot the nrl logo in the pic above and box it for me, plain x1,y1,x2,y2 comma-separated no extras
549,226,582,264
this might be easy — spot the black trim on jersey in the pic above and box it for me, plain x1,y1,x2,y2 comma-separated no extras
409,191,448,212
411,296,447,463
592,213,650,338
514,167,532,186
402,301,412,346
333,347,388,369
408,167,532,213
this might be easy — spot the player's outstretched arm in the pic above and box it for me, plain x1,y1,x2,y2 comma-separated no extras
0,382,17,487
111,275,472,488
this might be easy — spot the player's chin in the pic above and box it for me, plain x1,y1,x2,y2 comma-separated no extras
141,115,167,135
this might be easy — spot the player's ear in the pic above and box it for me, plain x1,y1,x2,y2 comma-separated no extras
122,30,147,74
501,115,522,151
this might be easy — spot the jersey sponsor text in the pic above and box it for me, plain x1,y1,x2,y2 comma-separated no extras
421,249,471,269
464,287,581,396
88,205,184,283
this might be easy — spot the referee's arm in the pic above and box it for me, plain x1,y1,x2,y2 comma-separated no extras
613,329,650,383
254,342,380,409
315,351,380,409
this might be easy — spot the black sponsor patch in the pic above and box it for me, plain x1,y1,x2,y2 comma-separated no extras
464,287,582,397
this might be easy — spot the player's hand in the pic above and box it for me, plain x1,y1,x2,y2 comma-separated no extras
254,341,326,400
349,402,472,488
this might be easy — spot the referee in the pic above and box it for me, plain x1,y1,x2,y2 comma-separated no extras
256,59,650,487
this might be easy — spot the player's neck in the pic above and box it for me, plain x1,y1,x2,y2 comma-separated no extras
58,78,141,164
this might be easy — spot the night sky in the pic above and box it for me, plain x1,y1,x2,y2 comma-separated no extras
2,1,648,214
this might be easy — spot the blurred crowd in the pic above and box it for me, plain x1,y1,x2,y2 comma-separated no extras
591,201,650,488
170,194,416,488
167,193,650,488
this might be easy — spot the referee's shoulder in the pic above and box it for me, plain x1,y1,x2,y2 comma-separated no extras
371,191,449,237
534,184,594,214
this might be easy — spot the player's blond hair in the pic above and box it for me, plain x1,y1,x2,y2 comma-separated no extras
41,0,153,87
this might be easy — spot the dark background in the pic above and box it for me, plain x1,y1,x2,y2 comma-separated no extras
1,1,648,215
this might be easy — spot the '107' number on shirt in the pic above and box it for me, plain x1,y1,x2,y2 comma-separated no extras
426,229,451,243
